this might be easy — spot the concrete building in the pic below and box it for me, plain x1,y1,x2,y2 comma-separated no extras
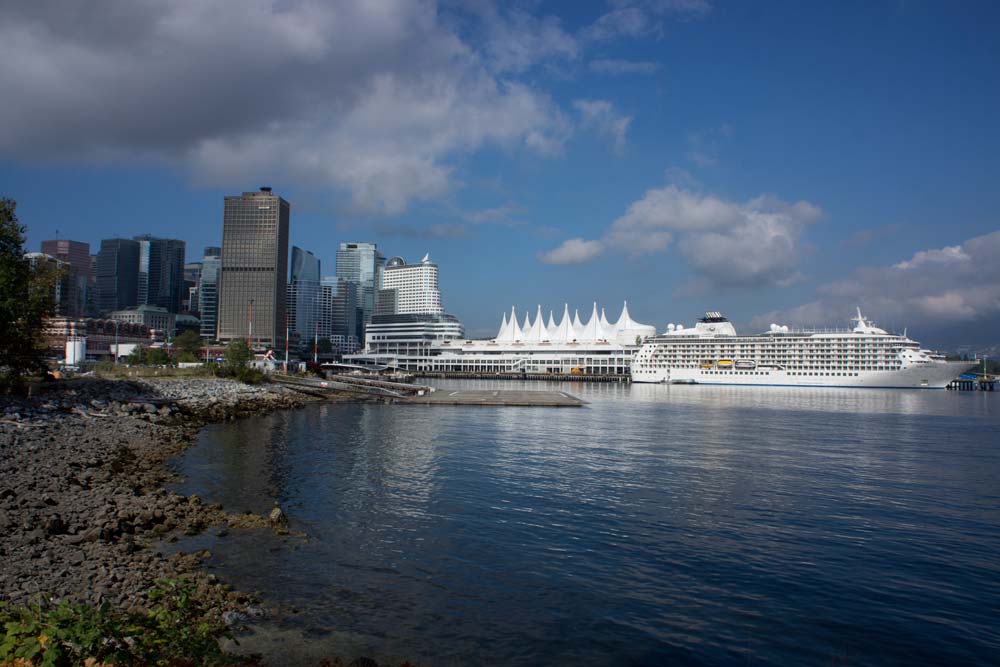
40,239,90,317
335,242,384,340
109,305,176,338
96,238,140,313
351,253,464,363
216,187,290,349
198,247,221,339
378,254,443,315
135,235,186,314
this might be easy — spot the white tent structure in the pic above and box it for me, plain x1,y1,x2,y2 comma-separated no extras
491,302,655,346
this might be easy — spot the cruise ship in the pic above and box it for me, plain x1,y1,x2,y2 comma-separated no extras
631,309,973,388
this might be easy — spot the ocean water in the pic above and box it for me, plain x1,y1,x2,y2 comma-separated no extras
170,381,1000,666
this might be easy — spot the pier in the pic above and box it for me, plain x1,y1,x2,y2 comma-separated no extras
414,371,630,383
947,377,997,391
402,388,585,407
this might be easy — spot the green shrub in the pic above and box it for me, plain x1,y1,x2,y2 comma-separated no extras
0,578,239,666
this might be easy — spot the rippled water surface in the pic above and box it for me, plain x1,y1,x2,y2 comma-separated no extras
172,381,1000,666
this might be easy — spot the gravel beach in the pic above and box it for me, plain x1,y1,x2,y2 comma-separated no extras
0,376,322,617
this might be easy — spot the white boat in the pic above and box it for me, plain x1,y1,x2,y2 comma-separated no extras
631,309,974,389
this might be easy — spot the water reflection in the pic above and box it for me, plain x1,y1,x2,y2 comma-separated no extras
172,382,1000,666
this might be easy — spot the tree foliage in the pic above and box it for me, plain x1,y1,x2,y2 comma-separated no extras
174,329,203,357
0,198,59,392
126,345,171,366
223,339,252,374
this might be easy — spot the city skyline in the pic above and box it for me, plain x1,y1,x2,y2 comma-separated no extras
3,1,999,349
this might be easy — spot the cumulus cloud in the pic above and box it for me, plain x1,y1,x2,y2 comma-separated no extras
542,182,821,288
589,59,661,75
749,231,1000,337
0,1,574,215
540,238,605,265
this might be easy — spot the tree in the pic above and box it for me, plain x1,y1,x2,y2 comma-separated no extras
0,198,59,392
174,329,203,358
223,339,252,375
317,337,333,355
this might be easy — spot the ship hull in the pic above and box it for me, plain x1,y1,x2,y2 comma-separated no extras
632,361,973,388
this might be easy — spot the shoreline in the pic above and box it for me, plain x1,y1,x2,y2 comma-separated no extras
0,376,326,620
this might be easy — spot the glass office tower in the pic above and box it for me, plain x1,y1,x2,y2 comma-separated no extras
96,238,140,314
335,242,384,340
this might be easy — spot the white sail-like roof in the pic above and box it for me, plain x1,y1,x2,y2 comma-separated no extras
579,303,602,342
492,301,655,346
600,308,617,341
496,312,508,340
522,305,549,343
552,304,573,343
613,301,657,344
495,307,521,343
572,309,584,340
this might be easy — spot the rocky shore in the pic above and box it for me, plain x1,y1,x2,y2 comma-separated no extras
0,376,321,618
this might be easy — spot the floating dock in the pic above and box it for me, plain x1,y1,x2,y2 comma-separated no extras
402,389,585,407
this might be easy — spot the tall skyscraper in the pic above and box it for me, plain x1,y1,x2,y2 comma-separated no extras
216,187,290,348
318,276,360,355
40,239,90,317
135,235,186,313
198,247,221,340
287,246,321,348
96,238,140,313
335,242,384,340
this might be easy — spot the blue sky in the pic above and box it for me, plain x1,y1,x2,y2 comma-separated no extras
2,1,998,348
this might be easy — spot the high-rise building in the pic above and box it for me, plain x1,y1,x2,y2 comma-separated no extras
318,276,360,355
96,238,140,313
198,247,221,340
357,253,464,359
135,235,186,313
335,242,384,340
379,254,444,315
287,246,321,346
40,239,90,317
184,261,202,313
216,187,290,348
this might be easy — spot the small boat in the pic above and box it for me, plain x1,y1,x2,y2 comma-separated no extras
717,359,733,368
735,359,756,369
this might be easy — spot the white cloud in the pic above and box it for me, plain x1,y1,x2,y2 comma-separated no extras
750,231,1000,333
573,99,632,155
584,0,711,41
0,1,573,215
473,6,579,74
605,185,821,286
540,238,605,265
893,244,970,269
589,59,661,75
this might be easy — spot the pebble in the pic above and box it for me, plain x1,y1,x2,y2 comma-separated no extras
0,376,318,612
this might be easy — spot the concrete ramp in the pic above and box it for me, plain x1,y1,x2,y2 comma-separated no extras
403,389,585,407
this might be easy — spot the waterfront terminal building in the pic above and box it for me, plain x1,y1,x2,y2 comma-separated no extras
350,296,656,376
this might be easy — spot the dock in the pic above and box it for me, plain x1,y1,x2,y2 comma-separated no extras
415,371,630,383
402,389,585,407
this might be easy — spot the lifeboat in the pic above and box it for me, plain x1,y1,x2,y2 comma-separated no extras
717,359,733,368
735,359,756,369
